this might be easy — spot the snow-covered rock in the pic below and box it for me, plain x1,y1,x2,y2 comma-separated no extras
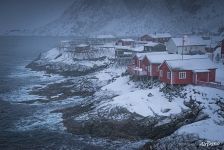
26,47,112,76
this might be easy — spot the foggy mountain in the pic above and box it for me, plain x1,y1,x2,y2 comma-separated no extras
33,0,224,36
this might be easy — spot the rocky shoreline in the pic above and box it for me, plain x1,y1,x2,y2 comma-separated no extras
24,48,224,149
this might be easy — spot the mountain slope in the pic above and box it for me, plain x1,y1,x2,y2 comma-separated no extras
34,0,224,36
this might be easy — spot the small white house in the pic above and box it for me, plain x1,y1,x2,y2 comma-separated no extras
166,36,206,54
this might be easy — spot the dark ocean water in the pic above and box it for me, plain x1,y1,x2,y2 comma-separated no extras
0,36,143,150
0,36,66,93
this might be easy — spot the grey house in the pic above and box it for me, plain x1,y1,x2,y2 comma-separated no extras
143,42,166,52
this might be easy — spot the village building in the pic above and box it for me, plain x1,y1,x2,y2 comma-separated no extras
128,53,208,78
166,36,206,55
158,58,217,85
74,44,91,53
127,53,147,76
143,42,166,52
206,39,224,63
140,33,171,44
115,45,144,58
116,39,135,47
128,52,179,77
58,40,76,52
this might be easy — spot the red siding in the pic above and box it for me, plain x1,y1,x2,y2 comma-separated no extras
151,64,160,77
142,57,149,71
159,62,193,85
209,69,216,82
116,40,134,46
196,72,209,82
172,70,193,84
159,62,171,84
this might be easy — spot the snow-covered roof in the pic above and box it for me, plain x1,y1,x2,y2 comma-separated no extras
116,45,144,52
172,36,206,47
132,46,144,52
144,41,160,47
115,45,132,50
145,53,180,64
134,53,147,60
76,44,89,47
165,58,216,71
144,53,208,64
135,41,149,44
149,33,171,38
120,39,135,42
123,52,133,55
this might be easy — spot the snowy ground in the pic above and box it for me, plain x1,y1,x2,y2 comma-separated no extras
94,62,224,142
4,46,224,145
99,76,186,117
215,62,224,85
176,86,224,142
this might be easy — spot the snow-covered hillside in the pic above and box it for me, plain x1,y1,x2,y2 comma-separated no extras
26,46,114,76
32,0,224,36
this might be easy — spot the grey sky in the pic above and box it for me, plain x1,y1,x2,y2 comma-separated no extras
0,0,74,31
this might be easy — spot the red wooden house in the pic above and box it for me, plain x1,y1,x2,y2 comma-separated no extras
128,52,179,77
142,53,181,77
158,58,217,85
127,53,147,76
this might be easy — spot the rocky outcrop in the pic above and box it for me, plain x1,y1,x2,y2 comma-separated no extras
26,48,112,76
141,134,224,150
57,93,208,140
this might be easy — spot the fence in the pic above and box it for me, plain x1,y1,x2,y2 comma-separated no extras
197,80,224,90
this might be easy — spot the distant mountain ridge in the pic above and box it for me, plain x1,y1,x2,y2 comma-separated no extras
18,0,224,36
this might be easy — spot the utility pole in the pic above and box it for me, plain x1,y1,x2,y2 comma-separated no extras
182,35,185,60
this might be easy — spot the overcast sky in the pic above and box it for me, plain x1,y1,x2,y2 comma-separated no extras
0,0,74,31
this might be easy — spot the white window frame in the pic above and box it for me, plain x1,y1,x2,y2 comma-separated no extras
167,72,171,79
160,70,163,77
179,72,186,79
147,65,151,71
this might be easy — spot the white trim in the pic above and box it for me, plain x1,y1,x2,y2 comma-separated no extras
196,73,198,84
160,70,163,77
150,64,152,76
208,71,209,82
167,71,171,79
179,72,186,79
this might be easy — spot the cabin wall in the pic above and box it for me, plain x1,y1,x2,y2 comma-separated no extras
159,63,171,84
151,64,160,77
166,39,178,54
196,72,209,82
209,69,216,82
142,57,149,71
141,35,153,41
177,45,206,54
153,44,166,52
172,70,193,84
153,38,170,44
117,41,135,47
